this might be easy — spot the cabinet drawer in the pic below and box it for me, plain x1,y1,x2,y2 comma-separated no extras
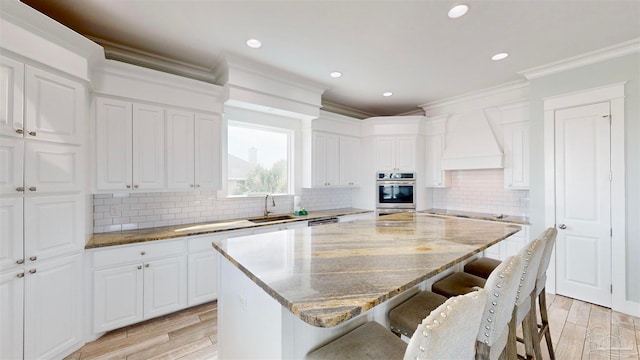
92,239,186,268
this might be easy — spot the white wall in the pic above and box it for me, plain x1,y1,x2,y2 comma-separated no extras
528,53,640,303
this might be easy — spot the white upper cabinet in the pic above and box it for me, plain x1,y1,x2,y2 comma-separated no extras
95,97,165,191
375,136,416,171
425,134,450,188
0,55,24,138
167,110,220,190
339,136,360,186
501,103,529,190
312,132,340,187
24,66,84,144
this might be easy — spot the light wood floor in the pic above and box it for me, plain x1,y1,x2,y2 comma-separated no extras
67,294,639,359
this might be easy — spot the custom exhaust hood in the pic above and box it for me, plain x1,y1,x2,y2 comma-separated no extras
441,110,503,170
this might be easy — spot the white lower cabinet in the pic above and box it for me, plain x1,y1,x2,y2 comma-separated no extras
92,253,187,333
188,251,218,306
1,253,83,360
484,224,529,260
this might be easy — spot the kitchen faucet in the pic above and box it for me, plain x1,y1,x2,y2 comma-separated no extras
264,194,275,217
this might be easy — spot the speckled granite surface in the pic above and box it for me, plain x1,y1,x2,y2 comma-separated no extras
211,212,521,328
85,208,372,249
422,208,529,225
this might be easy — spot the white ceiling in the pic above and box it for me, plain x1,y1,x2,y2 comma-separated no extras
20,0,640,116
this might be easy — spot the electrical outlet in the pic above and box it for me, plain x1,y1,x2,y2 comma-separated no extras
110,206,121,217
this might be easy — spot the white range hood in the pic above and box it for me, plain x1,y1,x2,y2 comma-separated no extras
441,110,503,170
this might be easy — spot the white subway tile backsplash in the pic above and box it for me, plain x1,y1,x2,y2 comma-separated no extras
93,189,352,233
432,169,529,216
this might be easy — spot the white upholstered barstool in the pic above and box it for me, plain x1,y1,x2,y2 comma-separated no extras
306,290,487,360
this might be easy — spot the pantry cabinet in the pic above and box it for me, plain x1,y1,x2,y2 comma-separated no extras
339,136,360,186
1,253,83,360
425,134,449,188
166,109,220,190
375,136,416,171
0,55,24,138
95,97,165,191
0,197,23,271
503,122,529,189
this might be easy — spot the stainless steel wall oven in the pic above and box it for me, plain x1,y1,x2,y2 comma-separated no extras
376,172,416,215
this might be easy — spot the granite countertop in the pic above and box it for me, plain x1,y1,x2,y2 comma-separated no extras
212,212,521,328
86,208,372,249
422,208,530,225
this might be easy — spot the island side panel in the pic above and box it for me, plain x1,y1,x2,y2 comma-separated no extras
218,256,284,359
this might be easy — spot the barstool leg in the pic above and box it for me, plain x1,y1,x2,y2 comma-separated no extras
507,309,518,359
538,290,555,359
525,295,543,360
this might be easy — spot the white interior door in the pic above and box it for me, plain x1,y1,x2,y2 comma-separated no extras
554,101,611,307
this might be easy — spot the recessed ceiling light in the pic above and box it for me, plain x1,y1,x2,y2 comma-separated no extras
330,71,343,78
382,92,393,97
491,52,509,61
448,4,469,19
246,39,262,49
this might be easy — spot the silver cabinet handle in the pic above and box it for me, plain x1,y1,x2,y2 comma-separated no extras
190,184,195,187
28,269,36,274
15,128,24,134
29,256,37,261
145,264,150,268
140,251,146,256
28,131,36,136
196,184,200,188
126,185,131,189
558,224,567,230
134,185,139,189
16,259,24,264
16,272,24,278
29,187,37,192
137,265,142,270
16,187,24,192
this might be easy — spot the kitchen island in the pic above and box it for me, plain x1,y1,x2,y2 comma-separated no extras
212,212,521,359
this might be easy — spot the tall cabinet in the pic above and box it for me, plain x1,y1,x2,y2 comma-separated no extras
0,54,85,360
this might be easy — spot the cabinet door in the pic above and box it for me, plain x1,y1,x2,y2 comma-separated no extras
0,137,24,195
339,136,360,186
325,134,340,186
0,55,24,138
0,197,23,271
96,97,133,191
93,263,144,333
24,254,83,360
375,137,396,171
312,132,328,187
395,136,416,171
132,103,165,190
426,135,448,187
0,270,24,360
166,109,195,189
188,251,218,306
504,123,530,189
24,194,83,262
143,256,187,319
24,141,82,193
24,66,84,144
195,113,220,189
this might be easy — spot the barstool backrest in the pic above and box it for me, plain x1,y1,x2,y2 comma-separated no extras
536,227,558,293
475,255,525,359
404,289,487,360
516,238,545,306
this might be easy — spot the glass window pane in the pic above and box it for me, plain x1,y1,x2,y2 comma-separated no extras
227,122,290,195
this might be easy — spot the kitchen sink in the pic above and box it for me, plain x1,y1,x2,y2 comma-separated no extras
247,215,297,223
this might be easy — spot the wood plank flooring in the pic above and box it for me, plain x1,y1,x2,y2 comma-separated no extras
66,294,639,359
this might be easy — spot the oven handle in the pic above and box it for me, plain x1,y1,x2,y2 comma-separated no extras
377,181,415,185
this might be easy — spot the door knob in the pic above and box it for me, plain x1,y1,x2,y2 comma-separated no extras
558,224,567,230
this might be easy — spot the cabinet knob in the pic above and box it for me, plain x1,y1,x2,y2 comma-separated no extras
126,185,131,189
140,251,146,256
16,187,24,192
15,128,24,134
196,184,200,188
16,259,24,264
28,269,36,274
137,265,142,270
29,187,37,192
29,256,37,261
16,272,24,278
190,184,195,187
28,131,36,137
134,185,139,189
145,264,150,268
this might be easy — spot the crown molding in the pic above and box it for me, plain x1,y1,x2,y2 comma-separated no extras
420,80,529,117
320,100,375,120
519,38,640,80
89,36,218,84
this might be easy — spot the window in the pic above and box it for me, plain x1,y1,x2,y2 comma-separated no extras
227,121,292,196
